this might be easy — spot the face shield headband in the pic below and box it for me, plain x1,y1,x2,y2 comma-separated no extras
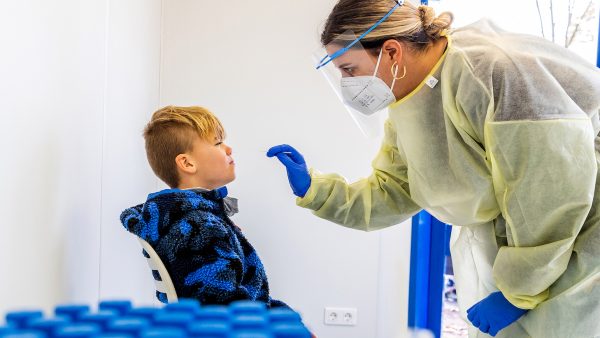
315,0,405,70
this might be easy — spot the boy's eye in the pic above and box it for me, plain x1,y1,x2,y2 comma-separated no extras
215,142,223,146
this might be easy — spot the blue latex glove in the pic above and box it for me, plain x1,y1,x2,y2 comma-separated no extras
467,291,528,336
267,144,311,197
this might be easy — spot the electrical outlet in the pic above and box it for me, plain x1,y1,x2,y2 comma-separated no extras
324,307,358,326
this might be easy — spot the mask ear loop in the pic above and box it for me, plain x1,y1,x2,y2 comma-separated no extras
375,48,405,91
372,48,385,79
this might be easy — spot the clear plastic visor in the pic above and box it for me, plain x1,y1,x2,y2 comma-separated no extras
313,31,393,139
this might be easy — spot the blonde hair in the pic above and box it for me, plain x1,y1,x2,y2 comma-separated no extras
143,105,225,188
321,0,453,52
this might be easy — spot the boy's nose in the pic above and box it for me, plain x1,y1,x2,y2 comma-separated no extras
225,144,232,155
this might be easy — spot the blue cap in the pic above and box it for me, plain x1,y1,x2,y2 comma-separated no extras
230,331,273,338
229,301,266,316
188,322,229,337
0,326,17,335
54,305,90,320
98,301,132,315
54,324,101,338
196,306,230,322
164,299,200,314
78,311,119,330
231,315,269,330
268,309,302,324
152,313,194,329
139,328,186,338
126,307,161,321
28,316,71,335
1,330,46,338
5,311,44,328
106,318,150,335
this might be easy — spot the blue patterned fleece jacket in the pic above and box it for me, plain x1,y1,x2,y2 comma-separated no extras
120,188,288,308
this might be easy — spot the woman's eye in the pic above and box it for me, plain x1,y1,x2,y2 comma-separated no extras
343,68,354,75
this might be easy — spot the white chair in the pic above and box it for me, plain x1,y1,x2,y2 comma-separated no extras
138,238,178,303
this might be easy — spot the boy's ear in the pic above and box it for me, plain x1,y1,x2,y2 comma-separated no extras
175,153,196,174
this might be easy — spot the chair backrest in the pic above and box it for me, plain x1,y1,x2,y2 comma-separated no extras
137,238,178,303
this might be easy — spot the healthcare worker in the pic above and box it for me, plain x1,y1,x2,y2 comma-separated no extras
267,0,600,337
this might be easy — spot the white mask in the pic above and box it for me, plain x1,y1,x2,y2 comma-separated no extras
340,49,397,116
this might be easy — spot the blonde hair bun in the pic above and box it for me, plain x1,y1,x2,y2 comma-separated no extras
419,5,454,39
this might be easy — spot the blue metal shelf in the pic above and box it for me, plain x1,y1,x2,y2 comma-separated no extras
408,211,451,338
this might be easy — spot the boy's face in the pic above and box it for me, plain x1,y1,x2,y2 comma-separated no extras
179,134,235,190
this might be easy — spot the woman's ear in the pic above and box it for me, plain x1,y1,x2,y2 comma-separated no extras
383,39,404,62
175,153,196,174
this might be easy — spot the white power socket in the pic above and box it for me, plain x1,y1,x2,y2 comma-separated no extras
324,307,358,326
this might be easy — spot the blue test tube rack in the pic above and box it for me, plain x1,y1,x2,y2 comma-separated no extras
0,300,311,338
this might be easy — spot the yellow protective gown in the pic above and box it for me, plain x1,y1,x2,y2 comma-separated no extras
298,20,600,338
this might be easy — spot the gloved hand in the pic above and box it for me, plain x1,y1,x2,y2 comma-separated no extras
467,291,528,336
267,144,311,197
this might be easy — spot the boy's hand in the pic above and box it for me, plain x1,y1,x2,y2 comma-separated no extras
467,291,528,336
267,144,311,198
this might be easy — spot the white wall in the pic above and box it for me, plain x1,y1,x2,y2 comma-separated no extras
0,2,414,335
97,0,162,305
4,0,594,337
159,1,413,337
0,0,161,314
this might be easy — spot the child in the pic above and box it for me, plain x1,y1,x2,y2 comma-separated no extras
120,105,289,308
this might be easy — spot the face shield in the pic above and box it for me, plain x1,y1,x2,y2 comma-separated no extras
313,0,404,138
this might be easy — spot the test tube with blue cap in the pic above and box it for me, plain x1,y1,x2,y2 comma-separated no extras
105,317,150,336
28,316,71,337
5,311,44,329
152,312,194,331
163,299,201,315
0,326,17,335
230,331,274,338
268,309,302,324
139,328,186,338
54,305,90,321
1,330,46,338
78,311,119,330
125,308,160,322
95,334,133,338
229,301,267,316
187,321,229,338
54,323,101,338
195,306,230,322
98,301,132,316
231,315,269,331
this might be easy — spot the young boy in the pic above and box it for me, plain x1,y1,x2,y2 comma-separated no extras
120,105,288,308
